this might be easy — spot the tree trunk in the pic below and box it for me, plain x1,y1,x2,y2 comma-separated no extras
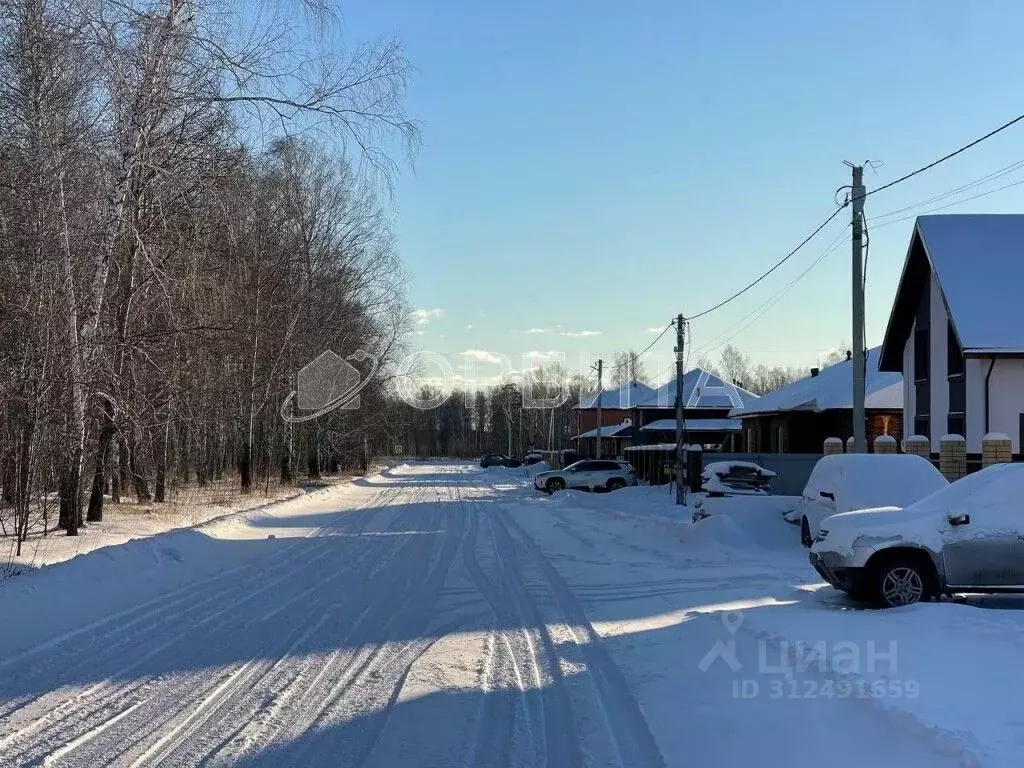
128,434,151,502
111,437,123,503
239,440,252,492
87,399,116,522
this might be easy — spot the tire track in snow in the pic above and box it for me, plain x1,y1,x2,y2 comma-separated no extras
0,485,406,765
491,505,668,768
262,484,469,768
0,483,404,731
457,486,545,768
0,484,401,684
94,490,428,768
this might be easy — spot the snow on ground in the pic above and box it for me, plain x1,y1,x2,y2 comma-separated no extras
1,479,309,571
0,462,1018,766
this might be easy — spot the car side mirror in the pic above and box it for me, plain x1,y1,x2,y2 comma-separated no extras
948,512,971,527
819,491,835,501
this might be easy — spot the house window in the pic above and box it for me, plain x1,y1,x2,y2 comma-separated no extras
914,416,930,439
947,322,964,377
949,374,965,414
947,414,965,438
914,328,929,381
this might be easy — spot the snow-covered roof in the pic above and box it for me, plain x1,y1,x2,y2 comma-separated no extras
635,368,759,410
577,380,657,410
729,346,901,417
574,422,633,439
640,418,743,432
881,214,1024,369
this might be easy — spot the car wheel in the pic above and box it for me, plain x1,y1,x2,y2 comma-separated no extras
546,477,566,493
606,478,626,491
800,517,813,548
874,558,935,608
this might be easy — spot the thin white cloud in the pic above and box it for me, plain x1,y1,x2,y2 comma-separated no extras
525,328,549,334
562,330,602,338
523,350,562,362
411,308,444,326
462,349,504,364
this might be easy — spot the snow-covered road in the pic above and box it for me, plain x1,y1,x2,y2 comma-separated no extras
0,463,982,766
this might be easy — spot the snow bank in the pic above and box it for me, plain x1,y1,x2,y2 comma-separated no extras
540,486,801,555
744,599,1024,767
0,480,365,661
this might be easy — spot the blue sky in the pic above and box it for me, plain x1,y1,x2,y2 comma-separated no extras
341,0,1024,384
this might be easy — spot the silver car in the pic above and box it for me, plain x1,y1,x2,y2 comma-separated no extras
810,463,1024,607
534,459,637,493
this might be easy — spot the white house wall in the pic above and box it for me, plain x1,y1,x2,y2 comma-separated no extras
928,276,950,453
986,359,1024,453
965,358,986,453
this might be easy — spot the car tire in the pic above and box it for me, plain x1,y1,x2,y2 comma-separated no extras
606,478,626,492
545,477,566,493
872,555,936,608
800,517,813,548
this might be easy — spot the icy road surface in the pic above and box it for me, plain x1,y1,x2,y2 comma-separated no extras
0,463,965,767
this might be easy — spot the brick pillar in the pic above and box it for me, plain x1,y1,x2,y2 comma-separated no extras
845,436,854,453
823,437,843,456
982,432,1013,467
873,434,897,454
902,435,930,459
939,434,967,481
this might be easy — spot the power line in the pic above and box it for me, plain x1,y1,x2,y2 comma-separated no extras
863,111,1024,200
871,158,1024,220
872,175,1024,231
693,226,849,358
605,318,675,372
687,205,848,321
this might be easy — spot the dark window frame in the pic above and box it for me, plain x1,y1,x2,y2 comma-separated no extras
914,327,930,382
947,413,965,438
914,415,930,439
947,321,965,378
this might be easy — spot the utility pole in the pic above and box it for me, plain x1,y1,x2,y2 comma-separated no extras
674,314,686,505
849,163,867,453
593,359,604,458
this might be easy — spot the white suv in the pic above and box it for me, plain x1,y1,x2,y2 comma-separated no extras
533,460,637,493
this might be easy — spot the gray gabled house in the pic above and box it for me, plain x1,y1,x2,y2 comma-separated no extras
879,214,1024,457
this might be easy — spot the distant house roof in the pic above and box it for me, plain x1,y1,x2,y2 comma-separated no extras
640,418,743,433
636,368,759,410
573,422,633,440
880,215,1024,370
577,380,657,410
730,346,901,417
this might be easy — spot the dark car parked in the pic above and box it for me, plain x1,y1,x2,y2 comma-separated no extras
480,454,522,468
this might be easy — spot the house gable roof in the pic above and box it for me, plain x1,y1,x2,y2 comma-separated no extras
730,346,901,417
577,380,656,410
880,214,1024,370
636,368,759,410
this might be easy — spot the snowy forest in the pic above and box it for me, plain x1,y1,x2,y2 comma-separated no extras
0,0,417,548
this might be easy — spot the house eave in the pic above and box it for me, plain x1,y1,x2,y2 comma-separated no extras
963,349,1024,358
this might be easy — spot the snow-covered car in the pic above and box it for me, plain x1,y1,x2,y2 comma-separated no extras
533,459,638,493
793,453,947,547
810,462,1024,607
701,461,775,497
